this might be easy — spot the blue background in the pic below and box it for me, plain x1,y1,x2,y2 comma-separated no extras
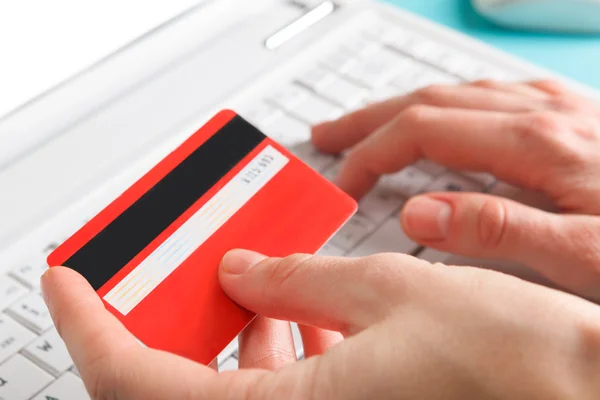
385,0,600,90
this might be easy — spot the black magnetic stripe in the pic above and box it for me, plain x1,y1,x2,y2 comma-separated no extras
64,115,265,290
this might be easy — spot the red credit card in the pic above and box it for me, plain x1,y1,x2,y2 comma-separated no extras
47,110,356,365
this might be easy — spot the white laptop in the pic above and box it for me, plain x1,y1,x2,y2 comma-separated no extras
1,0,599,398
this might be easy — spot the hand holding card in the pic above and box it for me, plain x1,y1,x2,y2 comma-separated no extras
47,110,356,365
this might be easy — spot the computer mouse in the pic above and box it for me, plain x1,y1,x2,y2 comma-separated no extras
472,0,600,34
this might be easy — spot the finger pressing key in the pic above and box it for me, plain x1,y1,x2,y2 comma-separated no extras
334,105,582,199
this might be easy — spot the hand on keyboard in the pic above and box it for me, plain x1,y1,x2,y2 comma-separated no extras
312,79,600,300
41,250,600,399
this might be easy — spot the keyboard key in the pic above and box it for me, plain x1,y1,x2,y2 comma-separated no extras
368,85,403,104
0,276,28,311
267,83,311,109
458,63,502,82
345,49,403,88
0,354,53,400
317,243,346,257
380,166,434,198
262,114,310,147
32,372,91,400
41,242,61,257
411,69,461,91
426,172,484,193
289,95,344,125
321,161,341,182
289,142,337,172
418,248,452,264
359,186,405,224
23,328,73,376
291,322,304,359
414,159,446,177
364,23,410,47
7,291,53,334
238,102,283,130
315,76,369,110
0,314,36,364
70,365,81,378
218,337,239,364
219,357,238,372
321,48,358,74
488,181,521,199
330,213,376,251
347,218,418,257
342,34,380,57
397,36,444,61
297,65,336,91
437,53,476,78
388,59,424,89
9,262,48,288
460,171,496,188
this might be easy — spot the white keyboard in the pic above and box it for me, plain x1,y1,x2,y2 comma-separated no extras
0,11,550,399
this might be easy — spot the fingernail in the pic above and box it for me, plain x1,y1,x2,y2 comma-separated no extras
402,197,452,240
221,249,266,275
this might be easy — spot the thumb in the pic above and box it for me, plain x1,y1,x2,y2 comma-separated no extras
400,193,600,299
218,250,426,335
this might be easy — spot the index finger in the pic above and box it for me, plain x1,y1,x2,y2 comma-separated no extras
311,83,550,154
335,106,572,199
41,267,139,379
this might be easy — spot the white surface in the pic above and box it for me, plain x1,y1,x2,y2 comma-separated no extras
9,263,48,289
24,328,73,376
358,186,405,224
380,166,435,198
0,0,204,119
218,357,239,371
0,314,36,364
331,214,376,251
288,92,344,124
0,354,53,400
473,0,600,33
32,372,91,400
0,277,28,312
7,292,53,334
348,217,418,257
427,172,485,193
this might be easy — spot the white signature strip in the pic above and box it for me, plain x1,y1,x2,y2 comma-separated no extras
104,145,288,315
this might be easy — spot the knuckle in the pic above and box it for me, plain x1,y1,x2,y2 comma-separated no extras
265,254,313,290
548,95,583,112
250,348,297,370
523,112,590,168
398,104,434,127
472,79,498,88
414,85,447,103
476,199,510,251
568,222,600,271
355,253,423,293
536,79,566,93
345,146,366,167
521,111,566,140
